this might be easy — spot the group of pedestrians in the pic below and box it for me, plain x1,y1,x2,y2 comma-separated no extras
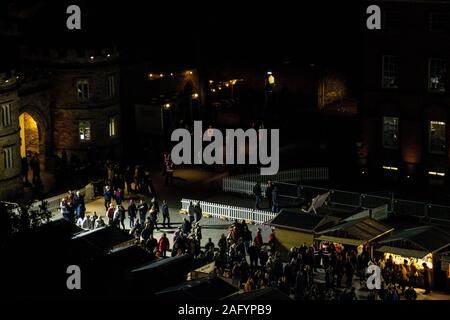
253,181,279,212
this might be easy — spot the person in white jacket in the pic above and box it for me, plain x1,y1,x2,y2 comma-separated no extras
81,215,90,230
94,216,105,229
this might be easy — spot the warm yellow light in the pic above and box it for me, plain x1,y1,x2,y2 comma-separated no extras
211,88,216,93
231,80,237,85
209,80,214,84
160,74,164,77
192,93,199,99
164,103,171,109
218,86,222,90
268,74,275,85
149,73,153,78
382,166,398,171
384,252,433,269
225,83,229,87
428,171,445,177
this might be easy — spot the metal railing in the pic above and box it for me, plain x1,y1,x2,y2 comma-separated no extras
180,198,277,225
223,167,329,196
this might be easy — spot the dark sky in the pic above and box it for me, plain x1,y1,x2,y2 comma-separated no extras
1,0,363,68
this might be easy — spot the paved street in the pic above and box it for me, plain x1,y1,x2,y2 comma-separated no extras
49,165,450,300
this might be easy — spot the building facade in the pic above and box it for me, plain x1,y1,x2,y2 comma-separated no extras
0,71,22,199
360,0,450,184
0,47,122,200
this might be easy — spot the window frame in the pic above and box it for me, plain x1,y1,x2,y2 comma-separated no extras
1,103,12,127
428,58,447,93
382,116,400,149
76,79,90,102
3,146,13,169
79,120,92,142
107,75,116,97
429,120,447,155
382,55,399,89
108,116,117,137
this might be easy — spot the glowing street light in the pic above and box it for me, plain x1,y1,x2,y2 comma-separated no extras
192,93,199,99
163,103,171,109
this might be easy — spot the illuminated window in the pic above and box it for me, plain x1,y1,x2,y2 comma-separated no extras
1,103,12,127
429,13,449,32
382,55,399,89
79,121,91,141
108,75,116,97
77,80,90,101
108,116,116,137
429,121,446,154
382,116,399,149
428,58,446,93
3,146,13,169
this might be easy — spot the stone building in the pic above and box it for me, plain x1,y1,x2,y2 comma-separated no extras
0,70,22,199
0,46,122,200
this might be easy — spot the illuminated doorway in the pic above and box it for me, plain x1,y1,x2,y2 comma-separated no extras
19,112,40,158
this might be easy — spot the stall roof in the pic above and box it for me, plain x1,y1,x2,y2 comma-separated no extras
316,217,393,245
155,275,238,300
268,209,337,233
71,226,134,252
377,226,450,253
221,287,292,300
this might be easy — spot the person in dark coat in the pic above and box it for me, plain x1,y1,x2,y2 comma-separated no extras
272,185,279,212
422,263,431,294
161,200,170,228
265,181,273,209
128,200,137,228
248,241,260,269
138,200,148,224
104,186,112,209
253,182,262,209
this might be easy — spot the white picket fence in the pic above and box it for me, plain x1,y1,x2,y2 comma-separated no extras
223,167,329,196
180,198,277,225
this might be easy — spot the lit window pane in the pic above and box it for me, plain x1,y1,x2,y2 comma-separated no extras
79,121,91,141
428,58,446,93
429,121,446,154
382,116,399,149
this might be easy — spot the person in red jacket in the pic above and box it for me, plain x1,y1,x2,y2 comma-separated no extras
254,228,263,248
158,233,170,257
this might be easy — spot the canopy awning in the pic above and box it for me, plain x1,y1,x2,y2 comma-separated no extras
377,245,429,259
317,235,364,246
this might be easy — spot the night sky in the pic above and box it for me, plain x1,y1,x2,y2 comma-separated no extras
1,0,362,69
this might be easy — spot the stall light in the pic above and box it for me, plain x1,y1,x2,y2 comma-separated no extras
382,166,398,171
163,103,171,109
160,74,164,77
90,56,94,60
107,54,111,58
5,79,9,83
211,88,216,93
267,71,272,75
428,171,446,177
149,73,153,78
192,93,199,99
218,86,222,90
209,80,214,84
170,73,174,76
225,83,229,87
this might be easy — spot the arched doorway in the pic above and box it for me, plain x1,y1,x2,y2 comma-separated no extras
19,112,40,159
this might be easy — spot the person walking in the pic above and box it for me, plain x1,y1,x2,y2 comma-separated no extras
138,200,148,225
188,201,195,223
128,200,137,228
104,186,112,210
162,200,170,228
272,185,279,213
253,182,262,210
194,201,202,222
106,203,115,226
